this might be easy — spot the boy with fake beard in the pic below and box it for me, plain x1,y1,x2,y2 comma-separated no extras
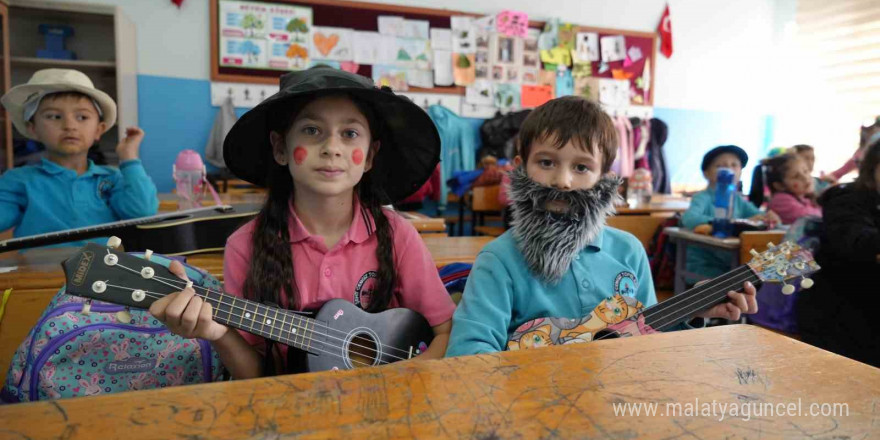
446,97,758,356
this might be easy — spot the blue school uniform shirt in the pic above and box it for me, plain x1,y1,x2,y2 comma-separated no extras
446,226,700,357
681,188,761,279
0,158,158,244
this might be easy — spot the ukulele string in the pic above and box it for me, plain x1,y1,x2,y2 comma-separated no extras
110,261,411,361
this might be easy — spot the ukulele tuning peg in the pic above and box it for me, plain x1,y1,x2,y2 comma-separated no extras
781,283,796,295
800,276,814,289
80,300,92,315
767,242,776,248
107,236,122,249
749,249,760,258
116,308,132,323
144,249,153,261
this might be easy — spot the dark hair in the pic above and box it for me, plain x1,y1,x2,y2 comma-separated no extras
242,93,397,316
516,96,618,172
854,138,880,190
792,144,814,154
38,92,104,121
748,153,800,206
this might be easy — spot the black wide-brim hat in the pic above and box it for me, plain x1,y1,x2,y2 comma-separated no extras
223,66,440,204
701,145,749,171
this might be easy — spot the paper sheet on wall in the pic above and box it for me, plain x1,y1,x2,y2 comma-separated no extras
373,65,408,91
453,53,476,86
575,32,599,62
394,38,432,69
353,31,394,65
555,70,574,97
575,76,599,100
311,27,353,61
407,69,434,88
540,47,571,66
378,16,405,36
493,83,521,109
521,67,539,85
521,85,553,108
465,79,494,106
433,49,454,86
219,1,312,71
430,29,452,51
451,16,476,53
461,103,498,119
403,20,430,39
600,35,626,63
599,78,630,106
496,10,528,38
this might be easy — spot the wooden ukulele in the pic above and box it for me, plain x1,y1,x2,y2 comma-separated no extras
60,240,434,372
0,204,260,255
508,241,820,350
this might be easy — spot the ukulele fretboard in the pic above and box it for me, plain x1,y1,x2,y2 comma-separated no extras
203,290,317,352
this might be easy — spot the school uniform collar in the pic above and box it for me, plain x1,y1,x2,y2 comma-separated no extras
39,157,111,177
584,227,605,252
287,198,373,245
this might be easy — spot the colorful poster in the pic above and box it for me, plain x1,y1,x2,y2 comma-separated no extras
373,65,408,91
311,27,353,61
394,38,432,69
219,0,312,71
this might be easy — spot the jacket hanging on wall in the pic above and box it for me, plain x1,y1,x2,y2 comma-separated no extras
649,118,670,194
204,96,237,169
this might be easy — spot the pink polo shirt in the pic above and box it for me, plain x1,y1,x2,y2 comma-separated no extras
223,201,455,369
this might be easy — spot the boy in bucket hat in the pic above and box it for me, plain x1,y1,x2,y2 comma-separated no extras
0,69,157,242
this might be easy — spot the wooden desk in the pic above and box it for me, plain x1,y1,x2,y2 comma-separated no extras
157,192,266,212
420,235,492,266
665,227,740,294
396,211,446,234
616,197,690,215
1,325,876,439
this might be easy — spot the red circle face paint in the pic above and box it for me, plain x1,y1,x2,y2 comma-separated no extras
293,147,307,165
351,148,364,165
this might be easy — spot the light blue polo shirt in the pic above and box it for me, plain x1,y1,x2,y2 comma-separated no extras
681,188,761,280
447,226,687,357
0,158,158,245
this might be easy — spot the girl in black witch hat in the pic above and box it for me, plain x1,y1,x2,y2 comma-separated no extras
148,66,455,378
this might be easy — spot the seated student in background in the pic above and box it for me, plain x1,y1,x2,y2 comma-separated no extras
446,97,758,357
0,69,157,241
681,145,780,280
797,136,880,367
791,144,836,195
756,153,822,225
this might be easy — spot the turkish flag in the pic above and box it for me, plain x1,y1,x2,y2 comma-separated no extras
657,4,673,58
171,0,184,8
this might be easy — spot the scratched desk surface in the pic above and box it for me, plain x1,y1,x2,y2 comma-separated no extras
0,325,877,439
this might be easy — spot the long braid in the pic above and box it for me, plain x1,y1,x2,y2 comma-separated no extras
358,173,396,312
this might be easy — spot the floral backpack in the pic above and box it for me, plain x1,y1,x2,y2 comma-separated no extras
1,252,226,404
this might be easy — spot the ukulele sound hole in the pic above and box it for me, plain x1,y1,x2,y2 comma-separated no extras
594,329,620,340
346,331,379,368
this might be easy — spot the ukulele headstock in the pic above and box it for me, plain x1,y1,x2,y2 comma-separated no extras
747,241,820,294
61,239,178,309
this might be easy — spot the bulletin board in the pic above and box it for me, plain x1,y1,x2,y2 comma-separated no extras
209,0,657,104
573,25,657,106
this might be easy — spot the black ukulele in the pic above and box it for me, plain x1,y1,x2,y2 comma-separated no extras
0,204,261,255
60,240,435,373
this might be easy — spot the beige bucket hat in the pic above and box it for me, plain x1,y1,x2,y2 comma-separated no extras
1,68,117,140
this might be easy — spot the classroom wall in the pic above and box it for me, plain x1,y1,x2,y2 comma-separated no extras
47,0,789,191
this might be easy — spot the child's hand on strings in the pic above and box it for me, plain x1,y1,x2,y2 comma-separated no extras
694,281,758,321
116,127,145,162
149,260,229,341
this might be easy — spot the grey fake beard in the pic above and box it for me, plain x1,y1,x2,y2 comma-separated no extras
507,166,622,284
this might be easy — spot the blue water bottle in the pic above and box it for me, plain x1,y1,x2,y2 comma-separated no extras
711,168,736,238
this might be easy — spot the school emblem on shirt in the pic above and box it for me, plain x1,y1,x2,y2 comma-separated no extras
353,271,378,310
97,179,113,199
614,271,638,296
